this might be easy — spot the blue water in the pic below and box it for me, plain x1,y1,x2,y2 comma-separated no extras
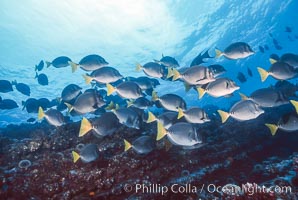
0,0,297,127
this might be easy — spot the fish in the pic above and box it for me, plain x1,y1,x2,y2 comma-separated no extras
270,54,280,62
177,107,210,124
128,76,159,92
72,144,99,163
106,81,143,99
215,42,254,59
208,64,226,77
35,73,48,86
26,118,36,123
285,26,292,33
83,67,123,84
264,45,269,50
46,56,71,68
146,111,178,129
65,90,105,115
257,61,297,82
11,81,30,96
61,84,82,103
217,100,264,123
265,112,298,136
291,100,298,114
157,122,202,148
136,62,166,78
190,49,213,67
127,97,152,109
22,98,40,113
274,80,298,97
239,88,289,108
0,99,18,109
0,80,13,93
112,107,142,129
197,78,240,99
247,67,253,77
38,107,64,127
124,136,156,154
154,55,180,68
237,72,247,83
79,112,120,137
259,46,265,53
279,53,298,69
35,60,44,71
170,66,215,85
152,91,186,112
38,98,51,110
69,54,109,72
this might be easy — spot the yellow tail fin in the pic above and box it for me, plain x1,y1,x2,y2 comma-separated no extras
147,111,157,123
79,117,92,137
177,108,184,119
257,67,269,82
126,99,134,107
239,93,249,100
265,123,278,136
64,102,74,113
83,74,93,84
197,87,206,99
157,122,167,141
38,106,45,120
215,49,223,58
45,61,51,68
72,151,80,163
172,68,181,81
217,110,230,123
69,61,78,73
105,101,115,110
269,58,277,64
124,139,132,151
151,91,158,101
106,83,116,96
136,63,143,71
290,100,298,114
167,68,174,79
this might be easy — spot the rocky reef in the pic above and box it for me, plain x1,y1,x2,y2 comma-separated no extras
1,108,298,199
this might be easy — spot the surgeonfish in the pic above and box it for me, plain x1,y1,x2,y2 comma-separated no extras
69,54,108,72
72,144,99,163
124,136,155,154
46,56,71,68
265,112,298,136
152,91,186,112
106,81,143,99
83,67,123,84
215,42,254,59
38,107,64,127
177,107,210,124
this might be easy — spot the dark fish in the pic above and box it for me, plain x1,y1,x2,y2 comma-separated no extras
35,73,48,86
124,136,156,154
237,72,247,83
190,49,213,67
0,99,18,109
72,144,100,163
35,60,44,71
280,53,298,69
285,26,292,33
27,118,36,123
274,80,298,97
154,55,180,68
69,54,109,72
22,98,39,113
273,38,279,45
46,56,71,68
0,80,13,93
38,98,51,110
61,84,82,102
258,46,265,53
247,67,253,77
264,45,269,50
274,44,282,50
12,81,30,96
0,96,2,101
208,64,226,77
270,54,280,61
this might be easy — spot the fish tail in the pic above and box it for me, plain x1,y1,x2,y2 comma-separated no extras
35,65,38,71
156,122,167,141
79,117,92,137
45,61,51,68
177,108,184,119
172,68,181,81
184,83,191,92
269,58,277,64
64,102,74,113
136,63,143,71
217,110,230,123
290,100,298,114
124,139,132,151
69,61,78,73
151,91,158,101
146,111,156,123
72,151,80,163
239,92,249,100
265,123,278,136
106,83,116,96
126,99,134,107
11,80,17,85
166,68,174,79
83,74,93,84
38,106,45,120
257,67,269,82
215,49,223,58
105,101,115,110
196,87,206,99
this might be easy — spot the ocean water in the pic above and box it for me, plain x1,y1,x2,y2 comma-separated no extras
1,0,298,199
